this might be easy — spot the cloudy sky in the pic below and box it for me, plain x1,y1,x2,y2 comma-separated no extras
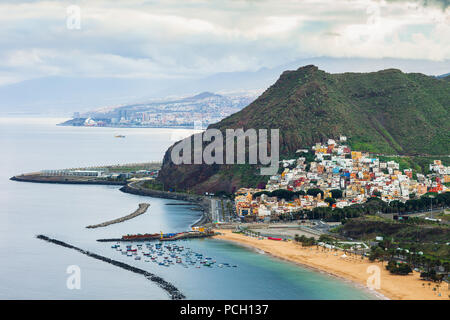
0,0,449,87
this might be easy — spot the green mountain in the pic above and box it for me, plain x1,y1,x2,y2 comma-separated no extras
158,65,450,194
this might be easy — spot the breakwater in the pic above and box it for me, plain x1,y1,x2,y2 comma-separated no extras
10,175,126,186
119,182,211,226
97,231,217,242
86,203,150,229
160,231,217,241
36,235,185,300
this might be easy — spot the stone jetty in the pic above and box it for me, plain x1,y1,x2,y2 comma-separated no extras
36,235,185,300
86,203,150,229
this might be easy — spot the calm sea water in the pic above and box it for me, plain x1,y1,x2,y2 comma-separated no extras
0,118,377,299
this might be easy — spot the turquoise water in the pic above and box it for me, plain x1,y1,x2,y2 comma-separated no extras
0,118,377,299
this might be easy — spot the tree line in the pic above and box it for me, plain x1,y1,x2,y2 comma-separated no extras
259,189,449,223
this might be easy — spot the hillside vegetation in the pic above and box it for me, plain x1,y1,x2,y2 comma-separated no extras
158,65,450,194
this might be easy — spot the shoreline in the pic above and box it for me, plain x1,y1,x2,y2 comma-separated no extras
11,173,212,227
119,181,211,227
215,236,388,300
10,175,126,186
213,229,449,300
57,122,204,130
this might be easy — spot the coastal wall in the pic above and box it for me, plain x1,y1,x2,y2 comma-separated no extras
86,203,150,228
10,175,126,186
36,234,185,300
119,181,212,226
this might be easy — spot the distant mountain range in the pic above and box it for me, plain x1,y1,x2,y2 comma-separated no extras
0,57,448,116
437,73,450,79
158,65,450,194
59,91,259,128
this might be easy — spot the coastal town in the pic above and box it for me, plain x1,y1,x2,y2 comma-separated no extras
234,136,449,220
60,92,257,129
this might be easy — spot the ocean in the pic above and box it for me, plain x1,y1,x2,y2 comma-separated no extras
0,117,377,299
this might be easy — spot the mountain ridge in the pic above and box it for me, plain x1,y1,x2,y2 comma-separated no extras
2,57,449,116
157,65,449,194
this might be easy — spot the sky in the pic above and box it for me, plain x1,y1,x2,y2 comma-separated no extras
0,0,450,85
0,0,448,88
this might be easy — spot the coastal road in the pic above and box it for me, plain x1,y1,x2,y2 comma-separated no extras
211,199,218,222
210,198,234,223
211,199,222,223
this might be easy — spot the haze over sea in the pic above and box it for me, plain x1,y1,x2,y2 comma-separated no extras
0,117,377,299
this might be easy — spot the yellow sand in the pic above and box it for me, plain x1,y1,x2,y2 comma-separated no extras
213,229,449,300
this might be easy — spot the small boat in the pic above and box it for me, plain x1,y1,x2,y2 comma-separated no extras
114,135,126,138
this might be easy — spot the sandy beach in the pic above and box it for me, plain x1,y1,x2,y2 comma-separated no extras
213,229,449,300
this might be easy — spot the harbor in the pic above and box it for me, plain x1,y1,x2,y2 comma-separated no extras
36,235,185,300
108,240,238,269
97,227,217,242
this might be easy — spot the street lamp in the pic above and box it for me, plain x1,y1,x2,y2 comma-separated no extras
429,195,435,219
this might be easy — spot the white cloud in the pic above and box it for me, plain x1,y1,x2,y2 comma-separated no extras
0,0,448,86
